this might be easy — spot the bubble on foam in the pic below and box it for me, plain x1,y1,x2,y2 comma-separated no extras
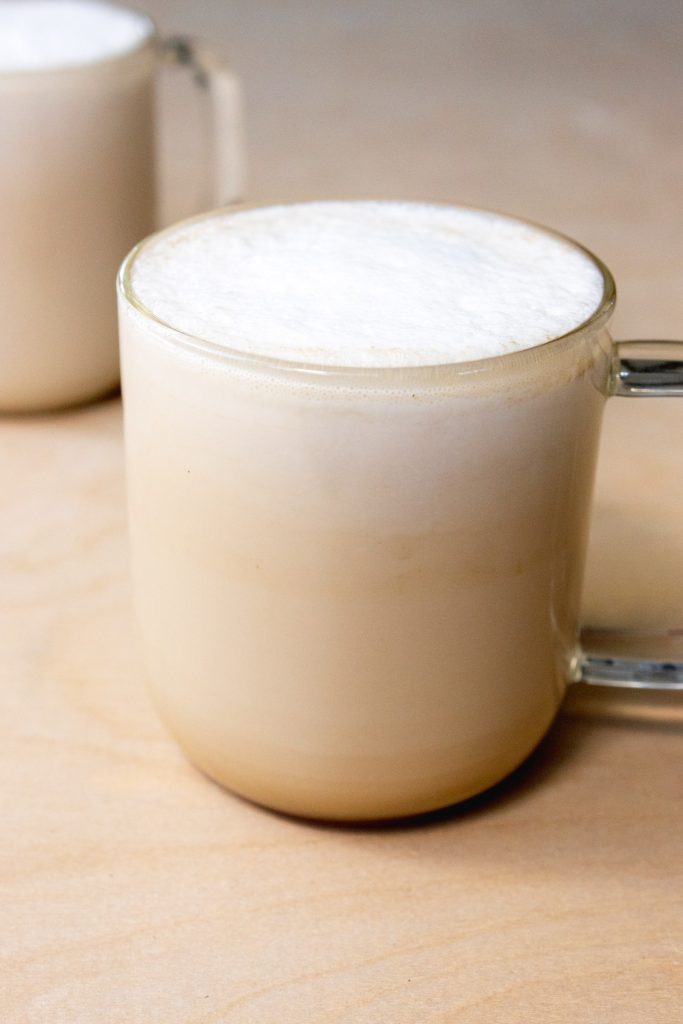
0,0,152,72
130,201,606,369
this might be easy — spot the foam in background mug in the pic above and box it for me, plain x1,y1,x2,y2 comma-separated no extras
117,201,683,822
0,0,244,413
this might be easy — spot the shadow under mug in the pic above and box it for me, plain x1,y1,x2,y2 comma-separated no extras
0,8,243,414
118,203,683,822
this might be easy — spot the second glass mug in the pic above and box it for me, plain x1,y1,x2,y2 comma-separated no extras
118,204,683,822
0,4,244,413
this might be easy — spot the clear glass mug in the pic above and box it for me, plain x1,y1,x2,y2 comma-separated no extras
117,204,683,822
0,6,243,413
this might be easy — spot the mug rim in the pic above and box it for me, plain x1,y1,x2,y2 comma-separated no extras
118,199,618,386
0,0,157,78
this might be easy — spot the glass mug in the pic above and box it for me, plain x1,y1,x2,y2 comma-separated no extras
0,4,243,413
118,203,683,822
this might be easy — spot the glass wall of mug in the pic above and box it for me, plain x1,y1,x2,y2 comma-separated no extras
118,221,615,821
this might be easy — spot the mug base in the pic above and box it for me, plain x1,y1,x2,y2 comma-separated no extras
154,702,557,823
0,376,120,416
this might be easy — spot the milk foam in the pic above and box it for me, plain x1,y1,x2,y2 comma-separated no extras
0,1,153,72
131,202,605,368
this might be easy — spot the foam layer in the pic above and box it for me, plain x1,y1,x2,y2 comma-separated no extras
0,1,153,72
130,201,605,368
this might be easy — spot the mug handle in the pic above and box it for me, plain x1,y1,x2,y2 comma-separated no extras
159,35,245,210
579,340,683,690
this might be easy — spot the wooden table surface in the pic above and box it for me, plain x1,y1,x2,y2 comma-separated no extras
2,2,682,1020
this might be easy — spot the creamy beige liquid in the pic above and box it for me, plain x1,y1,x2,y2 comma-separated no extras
119,202,612,820
0,1,155,411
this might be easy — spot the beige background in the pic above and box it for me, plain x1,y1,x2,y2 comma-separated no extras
2,1,683,1020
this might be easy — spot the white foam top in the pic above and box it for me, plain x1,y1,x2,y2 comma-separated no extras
0,1,153,72
130,202,605,368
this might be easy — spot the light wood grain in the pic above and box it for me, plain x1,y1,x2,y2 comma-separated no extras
2,2,683,1020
